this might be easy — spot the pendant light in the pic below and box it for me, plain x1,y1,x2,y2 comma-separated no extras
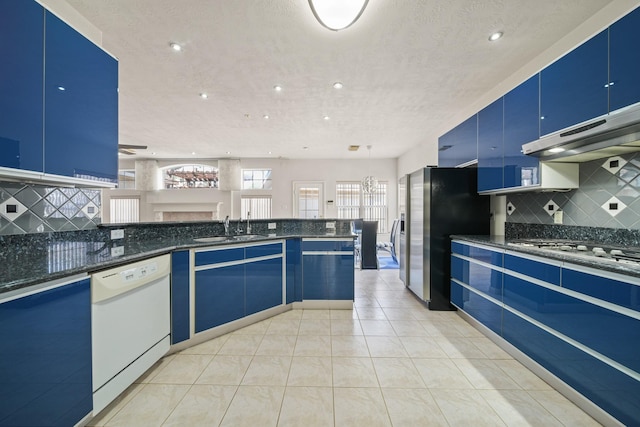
308,0,369,31
362,145,378,193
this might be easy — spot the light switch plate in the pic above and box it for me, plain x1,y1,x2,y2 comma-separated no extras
326,221,335,229
268,222,277,229
111,246,125,257
111,229,125,239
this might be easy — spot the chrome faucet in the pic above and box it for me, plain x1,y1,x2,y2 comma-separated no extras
224,215,230,235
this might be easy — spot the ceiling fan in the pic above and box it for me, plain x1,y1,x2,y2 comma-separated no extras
118,144,148,155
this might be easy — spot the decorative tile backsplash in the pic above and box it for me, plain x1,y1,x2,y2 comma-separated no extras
507,152,640,229
0,182,101,235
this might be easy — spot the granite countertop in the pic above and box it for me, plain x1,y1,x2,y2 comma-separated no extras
1,231,355,296
452,235,640,279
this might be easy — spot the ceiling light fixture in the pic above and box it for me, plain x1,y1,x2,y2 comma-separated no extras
489,31,503,41
333,82,343,89
309,0,369,31
199,93,208,99
362,145,378,193
191,151,196,155
169,42,182,51
263,114,270,119
273,85,283,92
323,115,330,120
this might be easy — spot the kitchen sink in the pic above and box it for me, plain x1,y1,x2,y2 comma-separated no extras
193,236,231,243
232,234,266,241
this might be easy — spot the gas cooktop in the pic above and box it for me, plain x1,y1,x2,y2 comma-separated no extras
507,239,640,266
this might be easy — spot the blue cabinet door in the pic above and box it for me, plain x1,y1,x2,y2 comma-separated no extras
0,278,92,427
540,31,608,136
286,239,302,303
195,265,245,332
245,257,283,315
328,254,355,300
451,281,502,335
171,251,190,344
609,6,640,112
0,0,44,172
503,75,541,188
438,116,477,167
44,12,118,183
477,98,503,191
302,254,328,299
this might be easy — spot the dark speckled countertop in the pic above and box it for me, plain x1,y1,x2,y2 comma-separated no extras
452,235,640,279
0,219,356,296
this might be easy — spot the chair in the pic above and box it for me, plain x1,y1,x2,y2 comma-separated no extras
377,218,399,263
351,219,363,265
360,220,378,269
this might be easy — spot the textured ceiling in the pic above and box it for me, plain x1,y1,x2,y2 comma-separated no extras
64,0,613,160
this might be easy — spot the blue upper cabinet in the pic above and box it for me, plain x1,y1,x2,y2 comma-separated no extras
44,12,119,183
477,98,503,192
540,30,609,136
503,75,541,188
609,6,640,112
0,0,44,172
438,115,477,167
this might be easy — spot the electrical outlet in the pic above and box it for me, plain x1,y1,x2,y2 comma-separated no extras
111,246,125,257
111,229,125,239
553,210,563,224
268,222,277,230
326,221,335,229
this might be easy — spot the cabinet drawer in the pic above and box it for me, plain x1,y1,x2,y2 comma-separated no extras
451,281,502,335
563,267,640,312
195,247,244,266
302,239,354,252
451,242,503,266
504,253,560,285
245,242,282,259
451,257,502,301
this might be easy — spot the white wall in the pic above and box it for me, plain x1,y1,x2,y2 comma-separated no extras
106,157,398,236
396,0,640,178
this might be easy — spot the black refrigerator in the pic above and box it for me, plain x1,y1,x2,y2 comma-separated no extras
406,167,489,310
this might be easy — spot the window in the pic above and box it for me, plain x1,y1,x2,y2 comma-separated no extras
241,196,272,220
110,198,140,223
242,169,272,190
117,170,135,189
163,165,219,189
336,181,388,233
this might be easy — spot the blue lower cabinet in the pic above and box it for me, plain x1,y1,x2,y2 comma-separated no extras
451,256,502,301
451,281,502,335
504,253,560,285
195,264,245,332
0,278,92,427
286,239,301,303
328,253,355,300
503,309,640,426
245,257,283,316
562,267,640,312
302,254,328,299
171,250,190,344
504,273,640,373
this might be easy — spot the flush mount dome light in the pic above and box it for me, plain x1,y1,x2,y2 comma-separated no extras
309,0,369,31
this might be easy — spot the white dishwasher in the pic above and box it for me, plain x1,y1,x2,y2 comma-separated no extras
91,254,171,415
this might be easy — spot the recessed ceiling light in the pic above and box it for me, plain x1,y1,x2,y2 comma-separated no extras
169,42,182,51
191,151,196,155
199,93,208,99
263,114,270,119
323,115,330,120
151,152,156,155
489,31,503,41
268,151,272,154
273,85,282,92
333,82,343,89
226,151,231,154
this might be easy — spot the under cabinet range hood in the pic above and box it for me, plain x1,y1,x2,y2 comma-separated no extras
522,103,640,163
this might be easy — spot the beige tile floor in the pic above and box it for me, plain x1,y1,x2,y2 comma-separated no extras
88,268,601,427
